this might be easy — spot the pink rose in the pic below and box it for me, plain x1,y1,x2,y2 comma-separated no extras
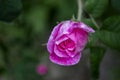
47,20,95,66
36,64,48,75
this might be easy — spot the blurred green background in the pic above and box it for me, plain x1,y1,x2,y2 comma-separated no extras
0,0,120,80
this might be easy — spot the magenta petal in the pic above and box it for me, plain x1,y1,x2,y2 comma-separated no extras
78,22,95,33
66,50,76,57
54,45,69,57
69,28,88,52
50,52,81,66
47,42,54,54
55,35,68,45
58,21,71,34
47,23,63,53
55,21,71,39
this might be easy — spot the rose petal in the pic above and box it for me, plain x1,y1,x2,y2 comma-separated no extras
66,50,76,57
69,28,88,52
69,21,95,33
54,45,69,57
58,21,71,34
55,35,68,45
47,22,63,53
50,52,81,66
55,21,71,39
78,22,95,33
67,47,75,51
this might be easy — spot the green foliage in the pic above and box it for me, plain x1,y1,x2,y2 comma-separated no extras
0,0,22,22
111,0,120,12
85,0,120,79
85,0,120,52
85,0,108,18
98,16,120,51
97,30,120,51
101,16,120,32
90,46,105,79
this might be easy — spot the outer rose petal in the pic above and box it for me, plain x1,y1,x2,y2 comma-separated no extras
79,22,95,33
47,23,63,53
68,28,88,55
69,21,95,33
50,52,81,66
55,21,71,39
55,20,95,40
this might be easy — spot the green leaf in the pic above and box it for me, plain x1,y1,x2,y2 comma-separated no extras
90,46,105,79
101,16,120,32
111,0,120,12
97,30,120,51
85,0,108,18
0,0,22,22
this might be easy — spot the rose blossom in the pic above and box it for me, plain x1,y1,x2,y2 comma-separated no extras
47,20,95,66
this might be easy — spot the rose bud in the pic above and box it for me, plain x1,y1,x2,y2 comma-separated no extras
36,64,48,75
47,20,95,66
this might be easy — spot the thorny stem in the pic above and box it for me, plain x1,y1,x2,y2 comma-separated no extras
77,0,82,21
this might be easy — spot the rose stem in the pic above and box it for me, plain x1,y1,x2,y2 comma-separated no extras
77,0,82,21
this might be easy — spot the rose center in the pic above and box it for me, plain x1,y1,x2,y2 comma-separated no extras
58,39,75,51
